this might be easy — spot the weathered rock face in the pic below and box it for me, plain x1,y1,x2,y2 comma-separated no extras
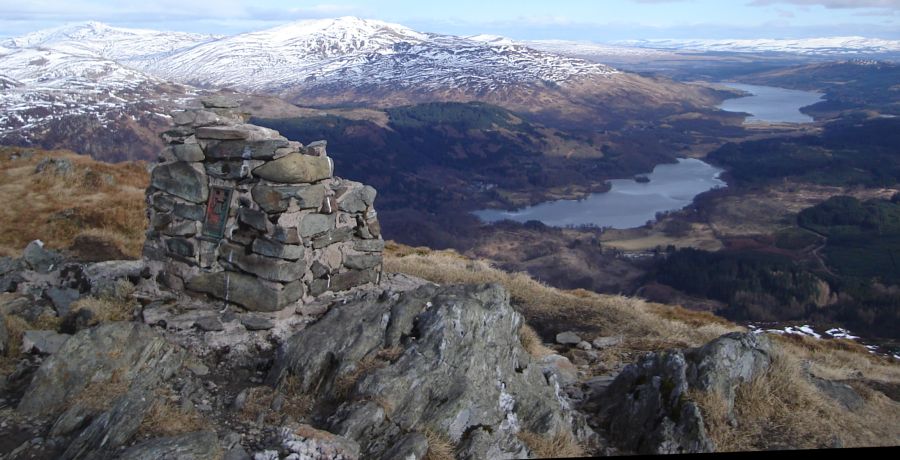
143,97,383,311
18,322,184,416
269,283,589,459
597,332,772,455
15,322,186,459
118,431,221,460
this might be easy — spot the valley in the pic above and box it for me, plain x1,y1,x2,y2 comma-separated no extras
0,9,899,456
0,16,898,366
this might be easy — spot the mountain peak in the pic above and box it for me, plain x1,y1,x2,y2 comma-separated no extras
253,16,428,45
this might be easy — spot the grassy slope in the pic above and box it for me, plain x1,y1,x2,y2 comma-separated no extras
1,145,897,451
0,146,148,258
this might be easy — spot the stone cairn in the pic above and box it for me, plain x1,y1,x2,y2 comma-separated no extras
142,96,384,312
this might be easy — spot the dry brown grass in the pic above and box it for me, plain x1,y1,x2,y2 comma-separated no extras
383,244,740,354
518,429,585,458
693,344,900,451
68,279,136,324
0,305,63,373
0,147,148,258
240,386,278,423
519,324,553,358
334,352,392,399
423,429,456,460
69,369,129,412
138,389,207,438
773,334,900,383
276,375,314,421
242,377,313,424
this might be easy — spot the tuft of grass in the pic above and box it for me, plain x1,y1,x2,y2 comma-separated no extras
138,391,207,438
334,353,390,399
68,368,129,412
276,375,314,421
240,386,278,423
68,279,136,325
693,344,900,451
518,429,585,459
519,324,553,359
0,307,62,373
423,429,456,460
242,378,313,425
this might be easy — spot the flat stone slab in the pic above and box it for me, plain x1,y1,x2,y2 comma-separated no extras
220,243,305,283
22,330,70,355
205,139,289,160
240,315,275,331
195,126,252,140
252,154,332,183
150,162,209,203
171,144,205,162
46,287,80,317
186,271,303,312
556,331,582,345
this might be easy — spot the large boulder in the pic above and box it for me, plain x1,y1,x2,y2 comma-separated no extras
269,283,588,459
597,332,772,455
18,321,183,415
17,322,185,459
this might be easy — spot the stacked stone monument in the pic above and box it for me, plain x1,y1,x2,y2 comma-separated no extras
142,96,384,312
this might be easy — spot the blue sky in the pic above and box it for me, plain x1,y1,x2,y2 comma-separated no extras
1,0,898,40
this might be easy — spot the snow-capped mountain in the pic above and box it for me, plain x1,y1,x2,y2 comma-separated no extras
0,24,202,162
2,21,218,61
523,40,672,59
127,17,618,94
1,17,730,161
618,36,900,56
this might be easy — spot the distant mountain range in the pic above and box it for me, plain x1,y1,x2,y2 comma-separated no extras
0,17,728,161
617,36,900,56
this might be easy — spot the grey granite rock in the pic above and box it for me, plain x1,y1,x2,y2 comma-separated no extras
556,331,582,345
150,162,209,203
172,143,205,162
598,332,772,455
18,322,185,416
118,431,220,460
186,271,304,312
270,283,582,459
22,330,70,355
252,154,332,183
45,287,80,316
23,240,63,273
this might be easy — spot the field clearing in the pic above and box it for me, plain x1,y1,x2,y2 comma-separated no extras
601,221,723,252
708,181,898,239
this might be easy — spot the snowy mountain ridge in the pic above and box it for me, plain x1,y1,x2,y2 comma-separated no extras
122,17,619,93
617,36,900,55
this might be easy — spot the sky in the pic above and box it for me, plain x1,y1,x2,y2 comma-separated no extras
1,0,899,41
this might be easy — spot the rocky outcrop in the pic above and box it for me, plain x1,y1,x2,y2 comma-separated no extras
269,283,592,459
597,332,772,455
143,97,383,312
15,322,185,459
119,431,221,460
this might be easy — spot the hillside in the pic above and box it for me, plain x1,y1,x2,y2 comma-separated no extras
0,145,897,456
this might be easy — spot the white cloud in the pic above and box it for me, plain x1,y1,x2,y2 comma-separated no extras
0,1,365,22
749,0,900,9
